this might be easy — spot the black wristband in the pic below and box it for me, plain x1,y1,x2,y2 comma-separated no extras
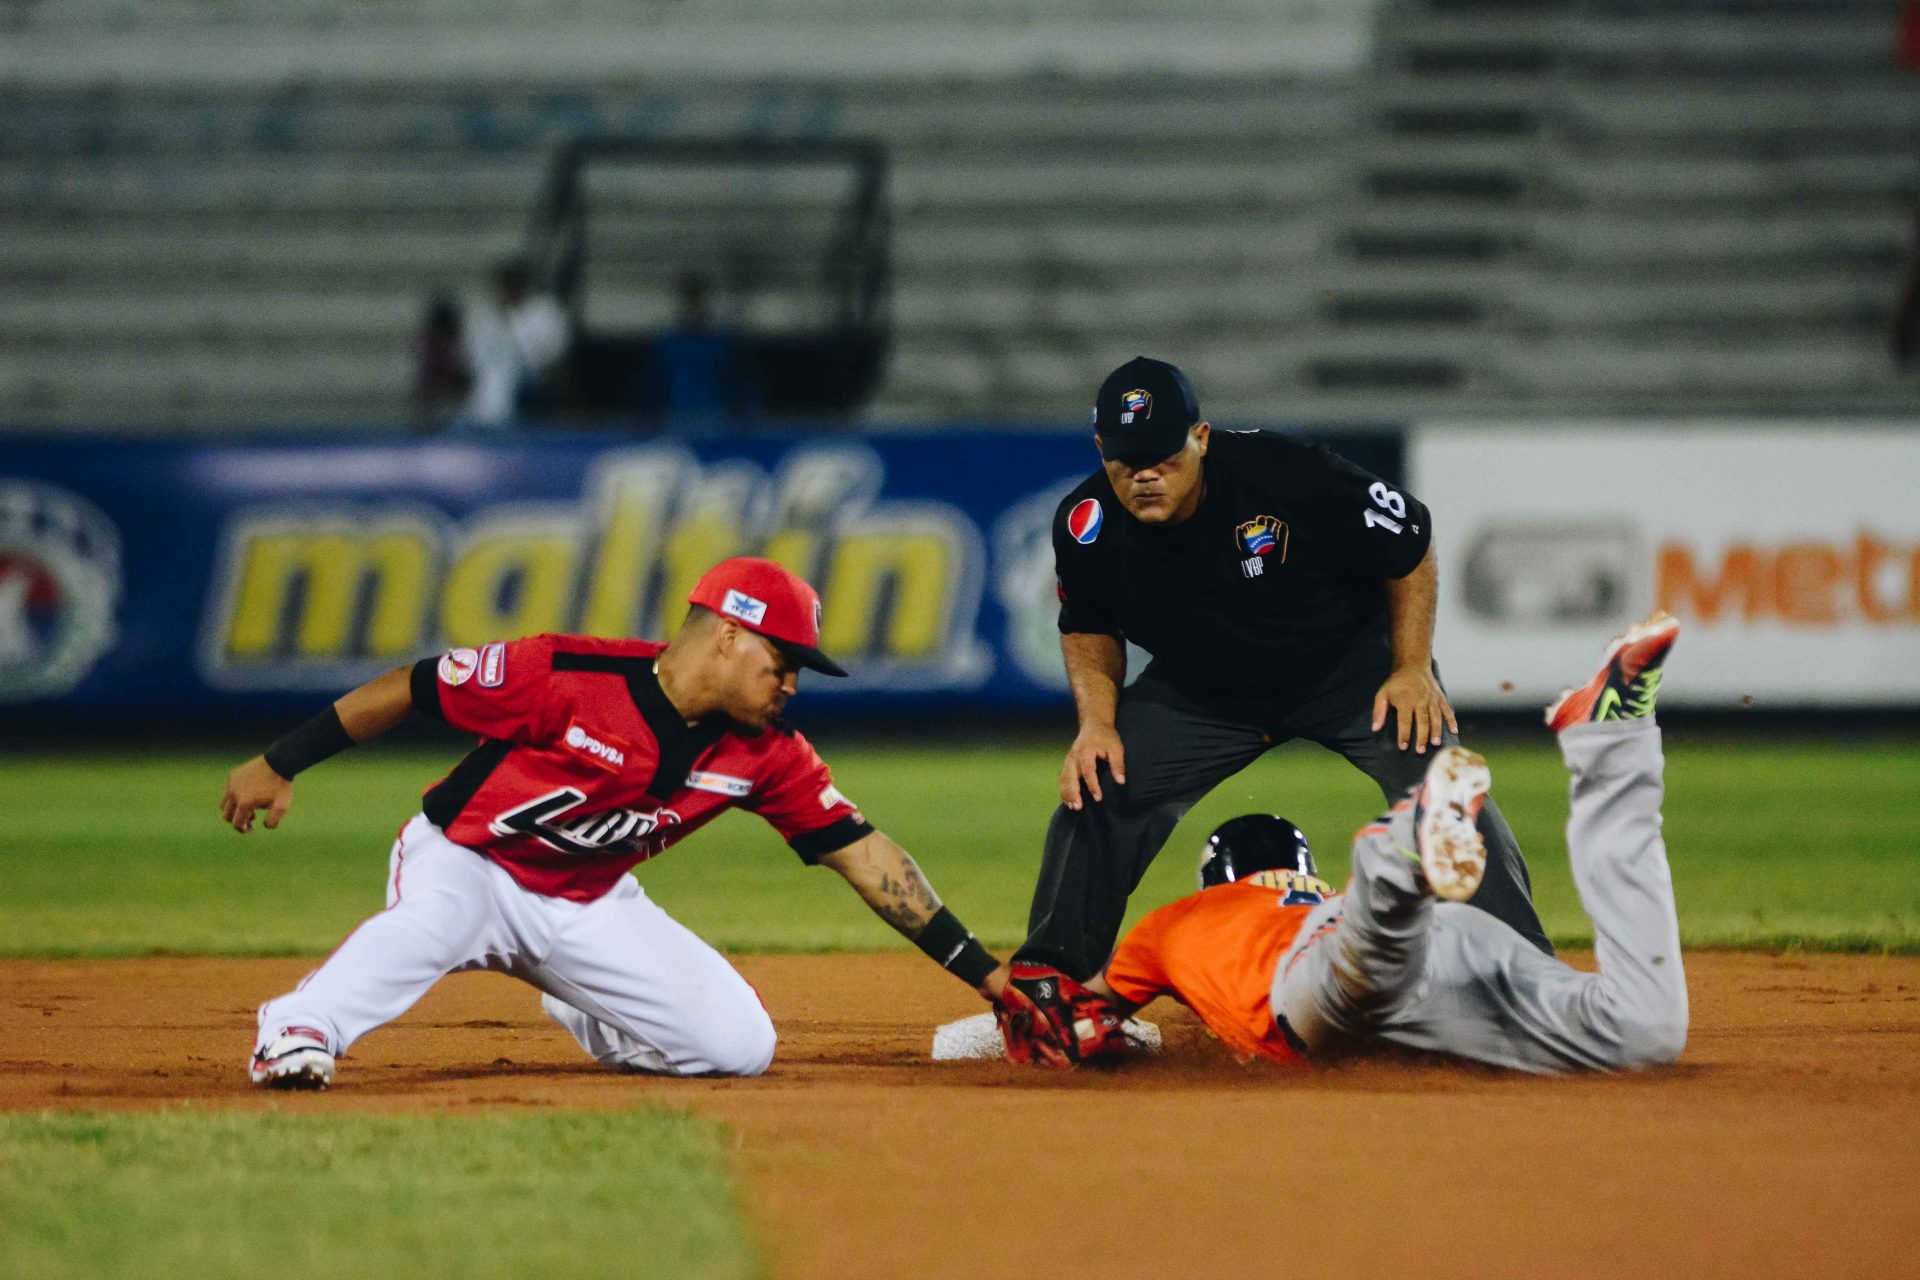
262,706,354,780
913,906,999,988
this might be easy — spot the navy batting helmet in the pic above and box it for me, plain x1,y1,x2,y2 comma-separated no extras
1198,815,1331,904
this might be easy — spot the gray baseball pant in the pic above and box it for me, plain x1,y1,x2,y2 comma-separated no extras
1272,718,1688,1073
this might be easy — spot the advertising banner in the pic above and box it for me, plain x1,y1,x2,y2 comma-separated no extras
1411,423,1920,709
1,430,1402,720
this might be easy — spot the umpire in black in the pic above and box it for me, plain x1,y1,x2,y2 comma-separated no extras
1019,356,1550,979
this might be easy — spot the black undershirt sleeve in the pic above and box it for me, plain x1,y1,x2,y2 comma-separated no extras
789,815,877,865
409,657,444,720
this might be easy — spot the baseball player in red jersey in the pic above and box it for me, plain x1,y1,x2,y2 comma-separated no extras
1015,612,1688,1074
222,557,1011,1088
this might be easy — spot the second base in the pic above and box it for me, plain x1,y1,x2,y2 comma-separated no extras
930,1011,1162,1061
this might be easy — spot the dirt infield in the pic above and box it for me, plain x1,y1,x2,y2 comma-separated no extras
4,952,1917,1279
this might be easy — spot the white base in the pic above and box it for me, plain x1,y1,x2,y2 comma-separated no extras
930,1011,1162,1061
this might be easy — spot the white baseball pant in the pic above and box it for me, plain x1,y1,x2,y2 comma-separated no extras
253,814,776,1077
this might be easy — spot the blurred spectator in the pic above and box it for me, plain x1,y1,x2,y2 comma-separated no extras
410,294,471,429
463,256,571,428
637,272,759,431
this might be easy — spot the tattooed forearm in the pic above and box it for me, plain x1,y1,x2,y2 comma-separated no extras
820,834,946,939
872,866,941,936
874,898,923,934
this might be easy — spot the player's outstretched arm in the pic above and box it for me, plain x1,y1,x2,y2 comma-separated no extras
816,831,1008,999
219,663,419,834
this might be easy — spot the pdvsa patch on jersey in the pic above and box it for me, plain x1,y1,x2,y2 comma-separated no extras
438,647,480,686
686,769,752,797
478,641,506,687
1068,498,1103,544
563,720,629,770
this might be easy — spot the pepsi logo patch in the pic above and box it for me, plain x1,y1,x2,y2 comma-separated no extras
1068,498,1103,545
438,647,480,686
721,589,768,627
478,641,506,687
1119,387,1152,425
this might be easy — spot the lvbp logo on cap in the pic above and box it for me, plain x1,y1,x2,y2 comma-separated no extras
687,556,850,677
721,589,768,627
1095,357,1201,465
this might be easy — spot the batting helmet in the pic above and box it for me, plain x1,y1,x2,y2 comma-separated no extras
1198,814,1317,890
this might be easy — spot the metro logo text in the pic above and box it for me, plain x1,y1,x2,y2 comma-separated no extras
1658,533,1920,626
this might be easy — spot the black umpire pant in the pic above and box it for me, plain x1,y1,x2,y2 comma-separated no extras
1018,632,1553,980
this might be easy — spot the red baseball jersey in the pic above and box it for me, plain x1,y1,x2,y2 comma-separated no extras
407,634,871,902
1104,876,1336,1065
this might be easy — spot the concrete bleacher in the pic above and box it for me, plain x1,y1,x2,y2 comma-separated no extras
1315,0,1918,417
0,0,1913,430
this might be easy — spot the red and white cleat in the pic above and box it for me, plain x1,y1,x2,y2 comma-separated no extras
1544,611,1681,733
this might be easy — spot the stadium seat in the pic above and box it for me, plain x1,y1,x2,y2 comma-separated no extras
1,0,1912,428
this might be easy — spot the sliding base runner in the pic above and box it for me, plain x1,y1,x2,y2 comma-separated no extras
999,611,1689,1076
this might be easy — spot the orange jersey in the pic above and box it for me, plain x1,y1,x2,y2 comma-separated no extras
1105,874,1335,1065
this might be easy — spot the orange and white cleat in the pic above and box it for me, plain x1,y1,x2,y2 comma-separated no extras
1412,746,1491,903
1544,611,1681,733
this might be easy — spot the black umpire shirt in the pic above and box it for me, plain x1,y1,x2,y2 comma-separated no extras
1053,430,1432,712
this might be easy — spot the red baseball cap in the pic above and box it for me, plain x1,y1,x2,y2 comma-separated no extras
687,556,849,678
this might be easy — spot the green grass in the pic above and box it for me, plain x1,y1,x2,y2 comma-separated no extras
1,737,1916,956
0,1109,757,1280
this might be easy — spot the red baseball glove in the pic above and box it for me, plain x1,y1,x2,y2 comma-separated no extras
993,962,1129,1068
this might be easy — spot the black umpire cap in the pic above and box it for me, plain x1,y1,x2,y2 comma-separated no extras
1094,356,1202,464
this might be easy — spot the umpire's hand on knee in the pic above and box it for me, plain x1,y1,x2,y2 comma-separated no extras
1371,666,1459,754
1061,723,1127,809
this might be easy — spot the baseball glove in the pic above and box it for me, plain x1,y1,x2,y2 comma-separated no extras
993,962,1129,1068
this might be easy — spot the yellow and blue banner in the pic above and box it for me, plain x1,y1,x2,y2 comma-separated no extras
1,430,1402,719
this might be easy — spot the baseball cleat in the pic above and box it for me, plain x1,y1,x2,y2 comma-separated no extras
1544,610,1681,732
1412,747,1491,903
250,1026,335,1090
